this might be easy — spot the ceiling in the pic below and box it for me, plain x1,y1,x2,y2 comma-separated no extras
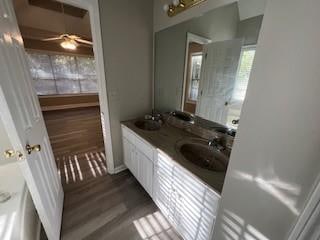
13,0,92,40
28,0,87,18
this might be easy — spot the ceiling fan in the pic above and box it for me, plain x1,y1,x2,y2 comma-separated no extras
40,3,92,51
41,34,92,50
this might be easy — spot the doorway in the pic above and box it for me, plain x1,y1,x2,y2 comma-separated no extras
181,33,211,113
2,0,114,238
12,0,114,181
183,42,204,114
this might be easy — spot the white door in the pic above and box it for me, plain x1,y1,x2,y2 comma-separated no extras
0,1,64,240
196,39,243,124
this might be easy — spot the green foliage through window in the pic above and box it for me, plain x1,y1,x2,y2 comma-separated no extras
27,52,98,95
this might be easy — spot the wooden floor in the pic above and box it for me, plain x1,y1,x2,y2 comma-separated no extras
43,107,105,159
42,107,182,240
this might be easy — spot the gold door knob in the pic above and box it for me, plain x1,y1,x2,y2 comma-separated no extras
26,144,41,154
4,149,15,158
4,150,24,160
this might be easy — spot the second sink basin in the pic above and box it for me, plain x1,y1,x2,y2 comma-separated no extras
135,119,162,131
176,138,228,172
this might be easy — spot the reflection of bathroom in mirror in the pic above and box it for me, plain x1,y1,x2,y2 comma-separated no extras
154,2,263,129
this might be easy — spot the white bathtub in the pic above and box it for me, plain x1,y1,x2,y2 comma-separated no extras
0,162,41,240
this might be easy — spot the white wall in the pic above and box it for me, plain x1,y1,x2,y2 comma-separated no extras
98,0,153,168
213,0,320,239
238,0,267,20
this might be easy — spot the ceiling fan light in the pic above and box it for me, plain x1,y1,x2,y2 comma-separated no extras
60,40,77,50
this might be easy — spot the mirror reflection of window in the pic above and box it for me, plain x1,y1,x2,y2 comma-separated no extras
226,46,256,128
188,53,203,102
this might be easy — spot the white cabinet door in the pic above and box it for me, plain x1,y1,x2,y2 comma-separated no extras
154,150,220,240
122,125,154,197
176,169,220,240
199,188,220,240
123,137,139,178
123,138,132,169
131,146,139,179
153,151,184,231
137,150,153,197
174,166,207,240
153,151,176,220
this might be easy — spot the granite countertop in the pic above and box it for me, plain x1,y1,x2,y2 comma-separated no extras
122,119,227,195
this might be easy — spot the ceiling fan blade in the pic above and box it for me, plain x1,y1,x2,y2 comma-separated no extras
41,37,62,41
75,38,93,45
68,35,81,39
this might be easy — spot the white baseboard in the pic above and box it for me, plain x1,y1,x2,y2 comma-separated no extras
113,164,127,174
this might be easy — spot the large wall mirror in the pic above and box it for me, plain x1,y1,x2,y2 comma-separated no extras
154,1,264,129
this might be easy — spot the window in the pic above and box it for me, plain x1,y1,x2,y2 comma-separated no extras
232,46,256,101
187,53,203,102
27,53,56,95
226,46,256,128
27,52,98,95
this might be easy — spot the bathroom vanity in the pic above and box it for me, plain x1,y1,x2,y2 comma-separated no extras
121,2,262,238
121,115,231,240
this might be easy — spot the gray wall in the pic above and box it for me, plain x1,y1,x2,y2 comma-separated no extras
213,0,320,239
154,3,239,112
98,0,153,168
236,15,264,45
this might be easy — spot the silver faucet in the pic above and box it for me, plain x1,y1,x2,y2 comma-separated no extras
208,136,225,151
232,119,240,125
145,109,161,121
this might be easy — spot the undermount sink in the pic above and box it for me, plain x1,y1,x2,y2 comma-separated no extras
176,138,228,172
135,119,162,131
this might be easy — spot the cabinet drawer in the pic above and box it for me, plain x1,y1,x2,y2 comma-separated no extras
122,125,154,160
121,125,136,144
